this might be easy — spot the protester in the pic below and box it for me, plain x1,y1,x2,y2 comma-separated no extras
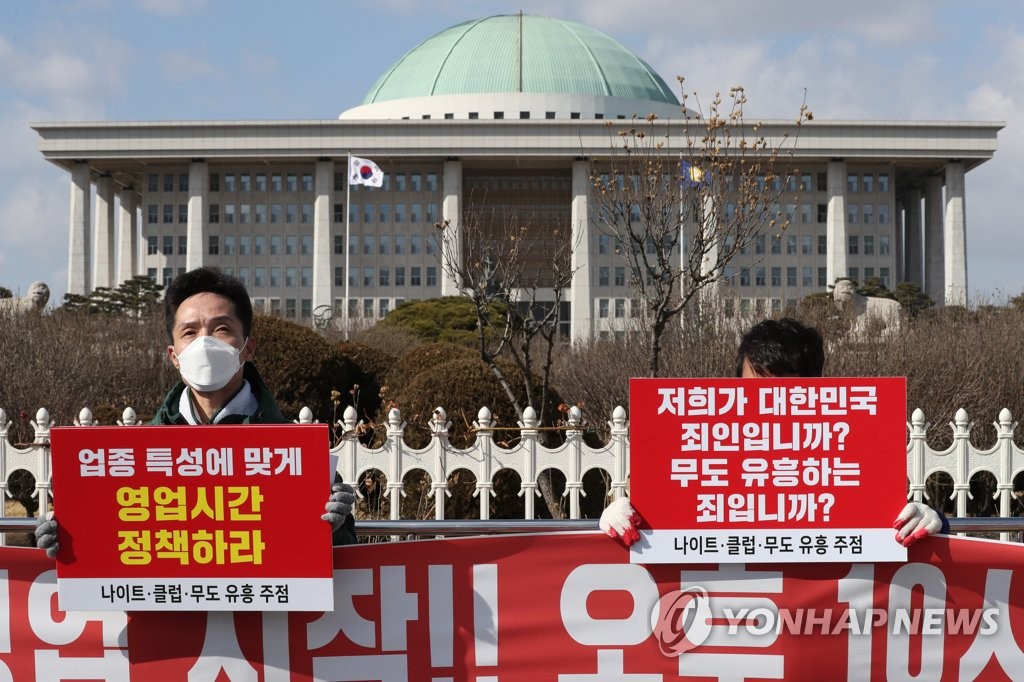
36,267,356,555
599,317,948,548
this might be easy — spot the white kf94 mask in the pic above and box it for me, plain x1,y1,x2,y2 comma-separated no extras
175,335,245,392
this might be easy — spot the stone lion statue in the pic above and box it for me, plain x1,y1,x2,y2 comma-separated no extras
0,282,50,316
833,279,901,338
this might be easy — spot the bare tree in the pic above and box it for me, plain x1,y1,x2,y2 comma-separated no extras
591,83,812,376
436,201,578,426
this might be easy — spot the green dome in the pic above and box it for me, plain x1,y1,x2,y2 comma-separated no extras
362,14,679,106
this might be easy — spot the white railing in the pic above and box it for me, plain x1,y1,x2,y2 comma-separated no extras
1,405,1022,540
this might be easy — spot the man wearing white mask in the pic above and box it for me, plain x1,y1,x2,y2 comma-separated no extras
37,267,356,552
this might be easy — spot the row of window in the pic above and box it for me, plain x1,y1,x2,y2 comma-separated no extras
719,202,891,225
332,266,438,288
147,202,444,225
146,232,445,258
147,171,441,195
597,298,637,319
723,265,891,289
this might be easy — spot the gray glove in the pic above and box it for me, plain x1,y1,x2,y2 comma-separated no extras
35,511,59,559
321,483,355,532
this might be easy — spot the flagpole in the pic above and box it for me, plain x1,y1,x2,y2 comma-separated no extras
344,152,351,341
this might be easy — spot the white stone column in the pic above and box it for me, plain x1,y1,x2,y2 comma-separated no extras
825,160,847,287
903,188,923,287
569,160,592,343
924,175,944,303
186,160,208,272
117,188,138,284
943,161,967,306
698,196,719,312
441,160,463,296
312,159,334,316
894,198,904,284
93,175,115,290
67,161,91,295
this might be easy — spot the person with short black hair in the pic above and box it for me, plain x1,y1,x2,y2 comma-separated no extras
37,267,356,553
600,317,946,548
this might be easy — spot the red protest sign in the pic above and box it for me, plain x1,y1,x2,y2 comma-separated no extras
49,424,334,611
628,377,907,563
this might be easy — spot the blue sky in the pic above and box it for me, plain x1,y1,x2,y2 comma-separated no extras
3,0,1024,304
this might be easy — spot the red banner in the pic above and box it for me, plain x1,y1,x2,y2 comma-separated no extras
50,424,334,611
1,533,1023,680
629,377,908,563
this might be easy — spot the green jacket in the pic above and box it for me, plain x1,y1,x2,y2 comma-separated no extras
151,362,357,546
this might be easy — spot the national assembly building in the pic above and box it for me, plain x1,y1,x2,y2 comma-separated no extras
33,14,1002,341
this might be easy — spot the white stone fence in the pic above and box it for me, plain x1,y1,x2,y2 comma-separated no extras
1,404,1023,540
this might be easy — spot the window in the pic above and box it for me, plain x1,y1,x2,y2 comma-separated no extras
849,267,859,282
468,112,479,119
147,236,158,255
546,111,555,119
363,204,373,223
801,204,812,224
879,204,890,224
301,203,312,224
164,174,174,192
163,204,173,223
800,174,812,192
270,267,280,287
755,236,765,255
411,173,422,192
208,236,219,255
880,267,891,288
570,112,580,119
255,204,266,224
394,173,406,192
599,299,609,318
426,234,438,255
802,267,813,287
349,203,358,224
334,235,344,255
178,174,188,192
209,173,220,192
224,235,235,256
863,204,874,224
363,235,373,255
847,204,858,224
301,266,312,288
848,235,859,255
426,266,437,286
614,299,625,318
224,204,235,224
410,203,421,223
147,267,157,282
520,111,530,119
817,204,827,223
410,235,421,254
379,299,389,317
818,235,827,255
802,235,813,255
493,111,504,119
379,204,390,223
864,266,875,280
147,204,158,224
270,298,281,315
363,267,373,287
740,269,750,287
426,172,438,192
285,299,296,318
302,174,313,192
614,267,626,286
395,267,405,286
286,235,297,255
879,235,890,255
395,235,405,254
599,267,609,287
863,235,875,255
178,236,187,255
302,299,313,319
240,174,251,193
224,174,236,192
270,236,281,255
878,173,889,193
818,267,827,287
410,267,421,286
239,204,250,224
147,174,158,192
771,267,782,287
271,204,282,223
770,236,781,255
379,267,390,286
238,267,249,287
255,173,266,192
301,235,312,255
755,267,766,287
163,267,172,284
286,173,298,192
394,203,405,223
817,172,827,192
271,173,282,192
285,267,296,287
862,174,873,193
255,235,266,255
787,267,797,287
724,266,735,285
426,203,438,223
362,299,374,318
254,267,265,287
286,203,297,223
847,174,858,193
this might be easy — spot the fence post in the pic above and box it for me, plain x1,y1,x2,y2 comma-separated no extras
0,410,7,547
386,407,405,521
609,406,629,502
996,408,1017,542
337,405,359,488
950,408,972,523
117,407,140,426
906,408,928,505
430,407,452,521
518,406,538,520
33,408,53,517
565,406,583,519
474,406,496,521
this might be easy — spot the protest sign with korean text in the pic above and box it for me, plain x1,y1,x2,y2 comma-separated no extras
49,424,334,611
629,377,907,563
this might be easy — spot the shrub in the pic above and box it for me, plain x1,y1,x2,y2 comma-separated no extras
252,316,356,422
383,342,479,395
376,296,506,346
336,341,397,423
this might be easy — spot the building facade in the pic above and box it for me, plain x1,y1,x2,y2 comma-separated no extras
34,15,1001,340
